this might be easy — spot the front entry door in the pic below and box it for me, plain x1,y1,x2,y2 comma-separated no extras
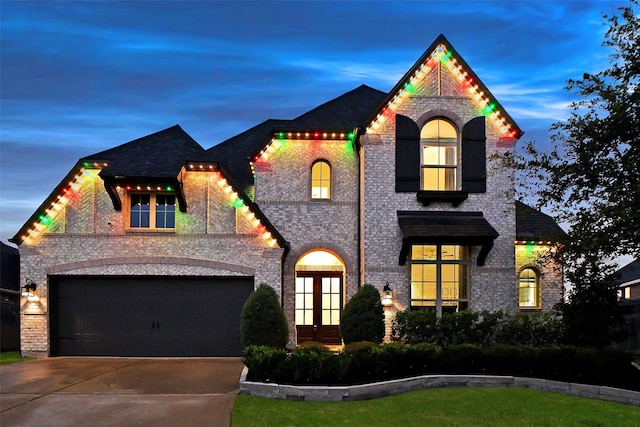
295,272,342,345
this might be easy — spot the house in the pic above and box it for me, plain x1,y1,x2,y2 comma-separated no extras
1,242,20,351
616,259,640,300
616,259,640,350
12,35,566,357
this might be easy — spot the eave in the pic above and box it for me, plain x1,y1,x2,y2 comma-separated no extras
10,160,108,245
184,161,289,252
363,34,523,140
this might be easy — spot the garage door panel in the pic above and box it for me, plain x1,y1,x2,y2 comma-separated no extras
50,276,253,357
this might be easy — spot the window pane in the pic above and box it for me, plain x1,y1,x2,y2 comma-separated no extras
322,278,330,293
304,277,313,293
322,294,330,308
441,245,459,260
296,277,305,293
130,194,150,228
305,311,313,325
155,195,176,229
331,277,340,293
412,245,437,261
331,310,340,325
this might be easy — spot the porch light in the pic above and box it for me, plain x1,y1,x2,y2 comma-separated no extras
382,282,393,307
21,278,37,300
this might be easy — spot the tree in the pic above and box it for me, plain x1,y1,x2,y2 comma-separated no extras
516,1,638,346
240,283,289,349
340,284,385,344
520,0,638,263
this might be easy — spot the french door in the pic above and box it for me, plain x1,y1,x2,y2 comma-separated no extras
295,271,342,345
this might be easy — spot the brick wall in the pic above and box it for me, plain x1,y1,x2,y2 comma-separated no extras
362,65,517,315
255,138,359,346
19,168,282,356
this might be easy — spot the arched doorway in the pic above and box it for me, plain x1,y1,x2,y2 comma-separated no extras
295,250,345,345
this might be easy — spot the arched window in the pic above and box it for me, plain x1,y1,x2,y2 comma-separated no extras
420,119,458,191
311,160,331,199
518,268,540,308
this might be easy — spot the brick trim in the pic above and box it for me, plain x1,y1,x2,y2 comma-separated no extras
46,256,255,275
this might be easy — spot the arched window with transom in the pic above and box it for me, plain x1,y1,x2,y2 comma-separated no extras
420,119,459,191
518,267,540,308
311,160,331,199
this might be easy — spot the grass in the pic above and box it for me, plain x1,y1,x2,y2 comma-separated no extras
232,387,640,427
0,351,32,365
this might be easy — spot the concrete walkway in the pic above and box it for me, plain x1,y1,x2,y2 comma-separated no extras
0,358,245,427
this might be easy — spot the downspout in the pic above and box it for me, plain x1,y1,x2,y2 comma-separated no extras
354,127,363,289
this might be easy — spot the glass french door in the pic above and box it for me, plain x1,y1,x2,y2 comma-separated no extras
295,271,342,345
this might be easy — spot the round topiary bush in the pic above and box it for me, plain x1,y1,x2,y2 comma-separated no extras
240,283,289,348
340,284,384,344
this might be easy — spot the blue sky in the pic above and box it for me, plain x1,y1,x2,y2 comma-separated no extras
0,0,629,245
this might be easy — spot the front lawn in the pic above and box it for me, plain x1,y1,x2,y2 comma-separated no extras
0,351,32,365
232,387,640,427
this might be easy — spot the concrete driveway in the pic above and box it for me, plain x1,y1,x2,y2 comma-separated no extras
0,358,245,427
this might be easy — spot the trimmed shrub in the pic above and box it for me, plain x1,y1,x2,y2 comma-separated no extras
240,283,289,348
243,344,639,391
288,342,339,384
391,309,438,344
242,345,287,381
391,308,562,348
495,311,563,347
340,284,384,344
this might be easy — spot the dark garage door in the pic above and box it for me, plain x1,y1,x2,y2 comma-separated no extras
50,276,253,357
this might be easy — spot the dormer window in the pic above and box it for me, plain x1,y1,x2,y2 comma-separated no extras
311,160,331,199
130,194,175,229
420,119,458,191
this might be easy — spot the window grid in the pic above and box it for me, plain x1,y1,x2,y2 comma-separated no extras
420,119,458,191
410,244,468,316
129,193,175,230
295,277,314,325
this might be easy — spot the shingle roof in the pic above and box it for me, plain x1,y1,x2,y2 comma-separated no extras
515,201,567,242
290,84,387,129
614,259,640,286
203,119,291,189
83,125,205,179
204,85,387,189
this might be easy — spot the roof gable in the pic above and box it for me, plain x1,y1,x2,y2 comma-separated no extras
364,34,523,140
86,125,205,179
515,201,567,242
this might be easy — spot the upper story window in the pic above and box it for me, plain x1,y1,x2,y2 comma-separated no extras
518,267,540,308
395,114,486,203
420,119,458,191
311,160,331,199
130,194,175,229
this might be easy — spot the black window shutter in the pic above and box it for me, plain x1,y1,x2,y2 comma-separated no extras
395,114,420,192
462,116,487,193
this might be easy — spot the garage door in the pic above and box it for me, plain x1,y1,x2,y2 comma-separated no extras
50,276,253,357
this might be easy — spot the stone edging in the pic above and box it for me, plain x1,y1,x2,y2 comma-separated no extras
239,367,640,406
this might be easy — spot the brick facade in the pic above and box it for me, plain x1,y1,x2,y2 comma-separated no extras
16,36,565,355
19,168,283,356
361,67,518,316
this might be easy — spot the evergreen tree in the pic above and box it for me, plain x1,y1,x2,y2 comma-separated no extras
240,283,289,348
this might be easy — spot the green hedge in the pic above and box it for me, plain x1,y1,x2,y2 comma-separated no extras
391,309,563,348
243,343,640,391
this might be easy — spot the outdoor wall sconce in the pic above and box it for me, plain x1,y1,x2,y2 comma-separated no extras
382,282,393,307
21,278,37,300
